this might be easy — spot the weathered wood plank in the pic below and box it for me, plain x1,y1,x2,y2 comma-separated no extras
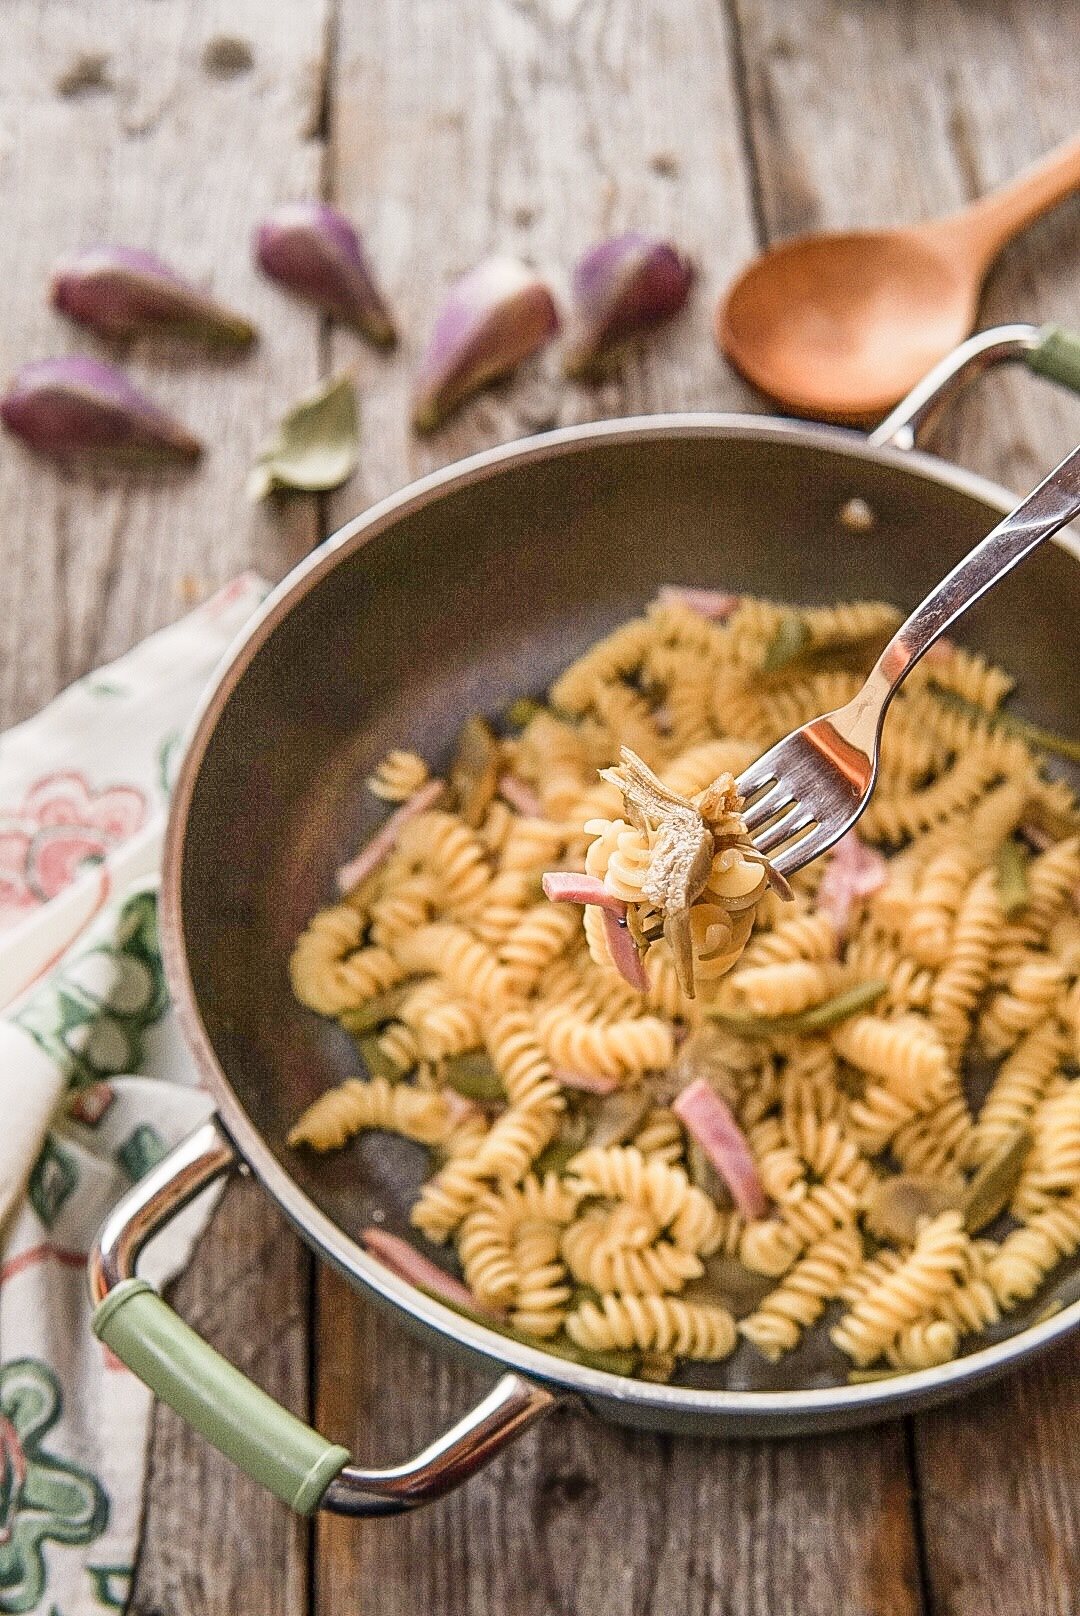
0,0,328,728
729,0,1080,487
316,1269,918,1616
0,3,329,1613
913,1339,1080,1616
130,1178,312,1616
326,0,762,526
316,7,920,1607
730,4,1080,1611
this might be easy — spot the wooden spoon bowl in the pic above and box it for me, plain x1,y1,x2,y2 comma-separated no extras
718,135,1080,420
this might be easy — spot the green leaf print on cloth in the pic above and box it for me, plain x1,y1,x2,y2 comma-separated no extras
0,1360,108,1613
13,888,168,1090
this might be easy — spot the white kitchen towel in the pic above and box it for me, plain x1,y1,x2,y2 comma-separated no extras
0,573,269,1615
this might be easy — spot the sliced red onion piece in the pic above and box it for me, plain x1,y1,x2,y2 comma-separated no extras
50,246,256,346
1019,820,1055,853
656,585,740,622
552,1067,621,1095
255,202,396,345
413,257,559,432
361,1228,502,1317
497,772,542,817
815,832,888,938
672,1078,769,1219
563,233,693,379
335,778,444,893
600,906,649,993
541,871,627,914
0,356,201,465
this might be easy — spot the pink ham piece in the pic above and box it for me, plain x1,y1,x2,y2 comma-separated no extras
541,871,626,914
497,772,542,817
552,1067,621,1095
657,585,740,622
335,778,444,893
541,872,648,991
815,831,888,938
361,1227,504,1319
600,906,649,992
673,1079,769,1219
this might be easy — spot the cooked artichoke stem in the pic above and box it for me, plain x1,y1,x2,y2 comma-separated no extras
961,1125,1033,1233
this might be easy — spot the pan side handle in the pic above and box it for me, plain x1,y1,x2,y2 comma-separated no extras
88,1119,557,1517
870,322,1080,451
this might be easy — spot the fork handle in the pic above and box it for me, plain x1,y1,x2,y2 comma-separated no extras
859,444,1080,728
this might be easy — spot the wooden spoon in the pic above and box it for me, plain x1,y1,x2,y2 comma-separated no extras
718,134,1080,420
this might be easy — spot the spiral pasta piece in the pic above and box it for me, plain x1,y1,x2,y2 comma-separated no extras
566,1293,737,1360
398,978,484,1060
886,1319,960,1370
484,1010,563,1109
367,749,430,802
562,1207,704,1295
394,923,518,1008
985,1196,1080,1306
396,811,492,914
730,959,845,1017
289,906,404,1016
499,902,580,989
980,956,1069,1055
740,1227,863,1359
831,1013,949,1107
535,1005,675,1080
967,1019,1065,1166
567,1147,727,1255
288,1076,452,1151
831,1211,972,1366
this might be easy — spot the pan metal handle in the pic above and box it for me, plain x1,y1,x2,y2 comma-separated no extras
871,322,1080,451
88,1119,557,1517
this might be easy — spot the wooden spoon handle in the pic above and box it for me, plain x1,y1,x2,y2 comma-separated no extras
942,133,1080,266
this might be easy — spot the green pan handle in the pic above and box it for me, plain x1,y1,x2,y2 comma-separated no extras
94,1278,349,1513
1026,324,1080,395
870,322,1080,452
88,1119,555,1517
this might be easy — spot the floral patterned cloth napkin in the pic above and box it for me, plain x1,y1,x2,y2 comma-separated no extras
0,574,269,1615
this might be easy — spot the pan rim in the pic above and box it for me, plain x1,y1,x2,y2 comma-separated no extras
161,410,1080,1423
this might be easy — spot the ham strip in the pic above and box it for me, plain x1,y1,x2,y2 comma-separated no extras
553,1067,621,1095
541,871,627,914
335,778,444,893
601,906,650,992
497,772,542,817
815,831,888,938
361,1227,503,1318
657,585,740,622
673,1078,769,1219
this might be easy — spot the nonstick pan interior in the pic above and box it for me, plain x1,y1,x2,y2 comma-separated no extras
175,421,1080,1395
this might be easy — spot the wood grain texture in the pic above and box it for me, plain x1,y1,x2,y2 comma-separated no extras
130,1178,312,1616
5,0,1080,1611
327,0,762,523
0,4,328,1613
913,1338,1080,1616
317,2,923,1606
730,0,1080,487
0,0,328,728
731,3,1080,1609
315,1269,919,1616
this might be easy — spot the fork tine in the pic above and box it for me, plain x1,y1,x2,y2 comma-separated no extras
770,821,840,878
752,802,817,858
734,751,781,801
741,780,796,834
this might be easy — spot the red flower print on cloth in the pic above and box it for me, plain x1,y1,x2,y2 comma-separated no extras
0,772,147,929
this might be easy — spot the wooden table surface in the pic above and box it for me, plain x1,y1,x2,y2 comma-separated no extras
4,3,1080,1612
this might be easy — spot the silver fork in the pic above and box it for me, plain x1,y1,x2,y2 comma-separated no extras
736,443,1080,878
